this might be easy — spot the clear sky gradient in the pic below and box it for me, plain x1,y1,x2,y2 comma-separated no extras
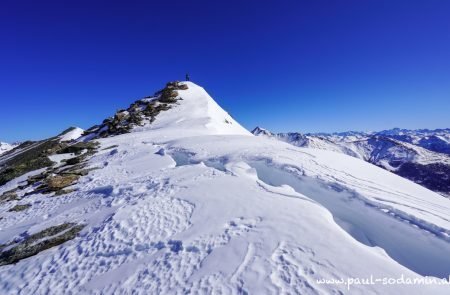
1,0,449,142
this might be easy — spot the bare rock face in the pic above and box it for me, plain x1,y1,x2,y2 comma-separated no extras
158,81,187,103
46,174,79,191
114,110,129,122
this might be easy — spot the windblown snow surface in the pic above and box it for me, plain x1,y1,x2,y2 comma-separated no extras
1,82,450,294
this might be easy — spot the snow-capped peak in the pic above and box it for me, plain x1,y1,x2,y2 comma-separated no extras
82,81,251,141
58,127,84,142
251,126,274,136
136,81,251,137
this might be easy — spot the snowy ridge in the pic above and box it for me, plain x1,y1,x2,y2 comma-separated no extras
133,82,251,138
59,127,84,142
1,82,450,294
253,127,450,196
0,142,17,156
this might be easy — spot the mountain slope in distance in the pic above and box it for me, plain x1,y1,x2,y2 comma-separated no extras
253,127,450,198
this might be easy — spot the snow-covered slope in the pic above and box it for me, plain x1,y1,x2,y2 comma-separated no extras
253,127,450,197
135,81,251,137
0,142,17,156
1,82,450,294
59,127,84,142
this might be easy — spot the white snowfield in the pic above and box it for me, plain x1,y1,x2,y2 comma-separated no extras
59,127,84,142
0,142,16,156
1,82,450,294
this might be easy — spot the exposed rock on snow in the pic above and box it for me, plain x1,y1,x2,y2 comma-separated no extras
0,222,85,266
45,174,80,191
82,81,195,139
7,203,31,212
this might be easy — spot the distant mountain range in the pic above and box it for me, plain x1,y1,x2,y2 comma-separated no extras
252,127,450,197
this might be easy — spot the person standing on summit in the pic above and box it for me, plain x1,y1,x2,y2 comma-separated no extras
185,73,190,81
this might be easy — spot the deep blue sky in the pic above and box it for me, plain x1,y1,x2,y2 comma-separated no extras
1,0,450,142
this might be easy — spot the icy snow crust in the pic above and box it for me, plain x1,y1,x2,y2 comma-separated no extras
1,82,450,294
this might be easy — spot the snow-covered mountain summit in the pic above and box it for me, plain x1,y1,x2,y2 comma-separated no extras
251,126,273,136
140,81,250,137
83,81,250,141
1,81,450,294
